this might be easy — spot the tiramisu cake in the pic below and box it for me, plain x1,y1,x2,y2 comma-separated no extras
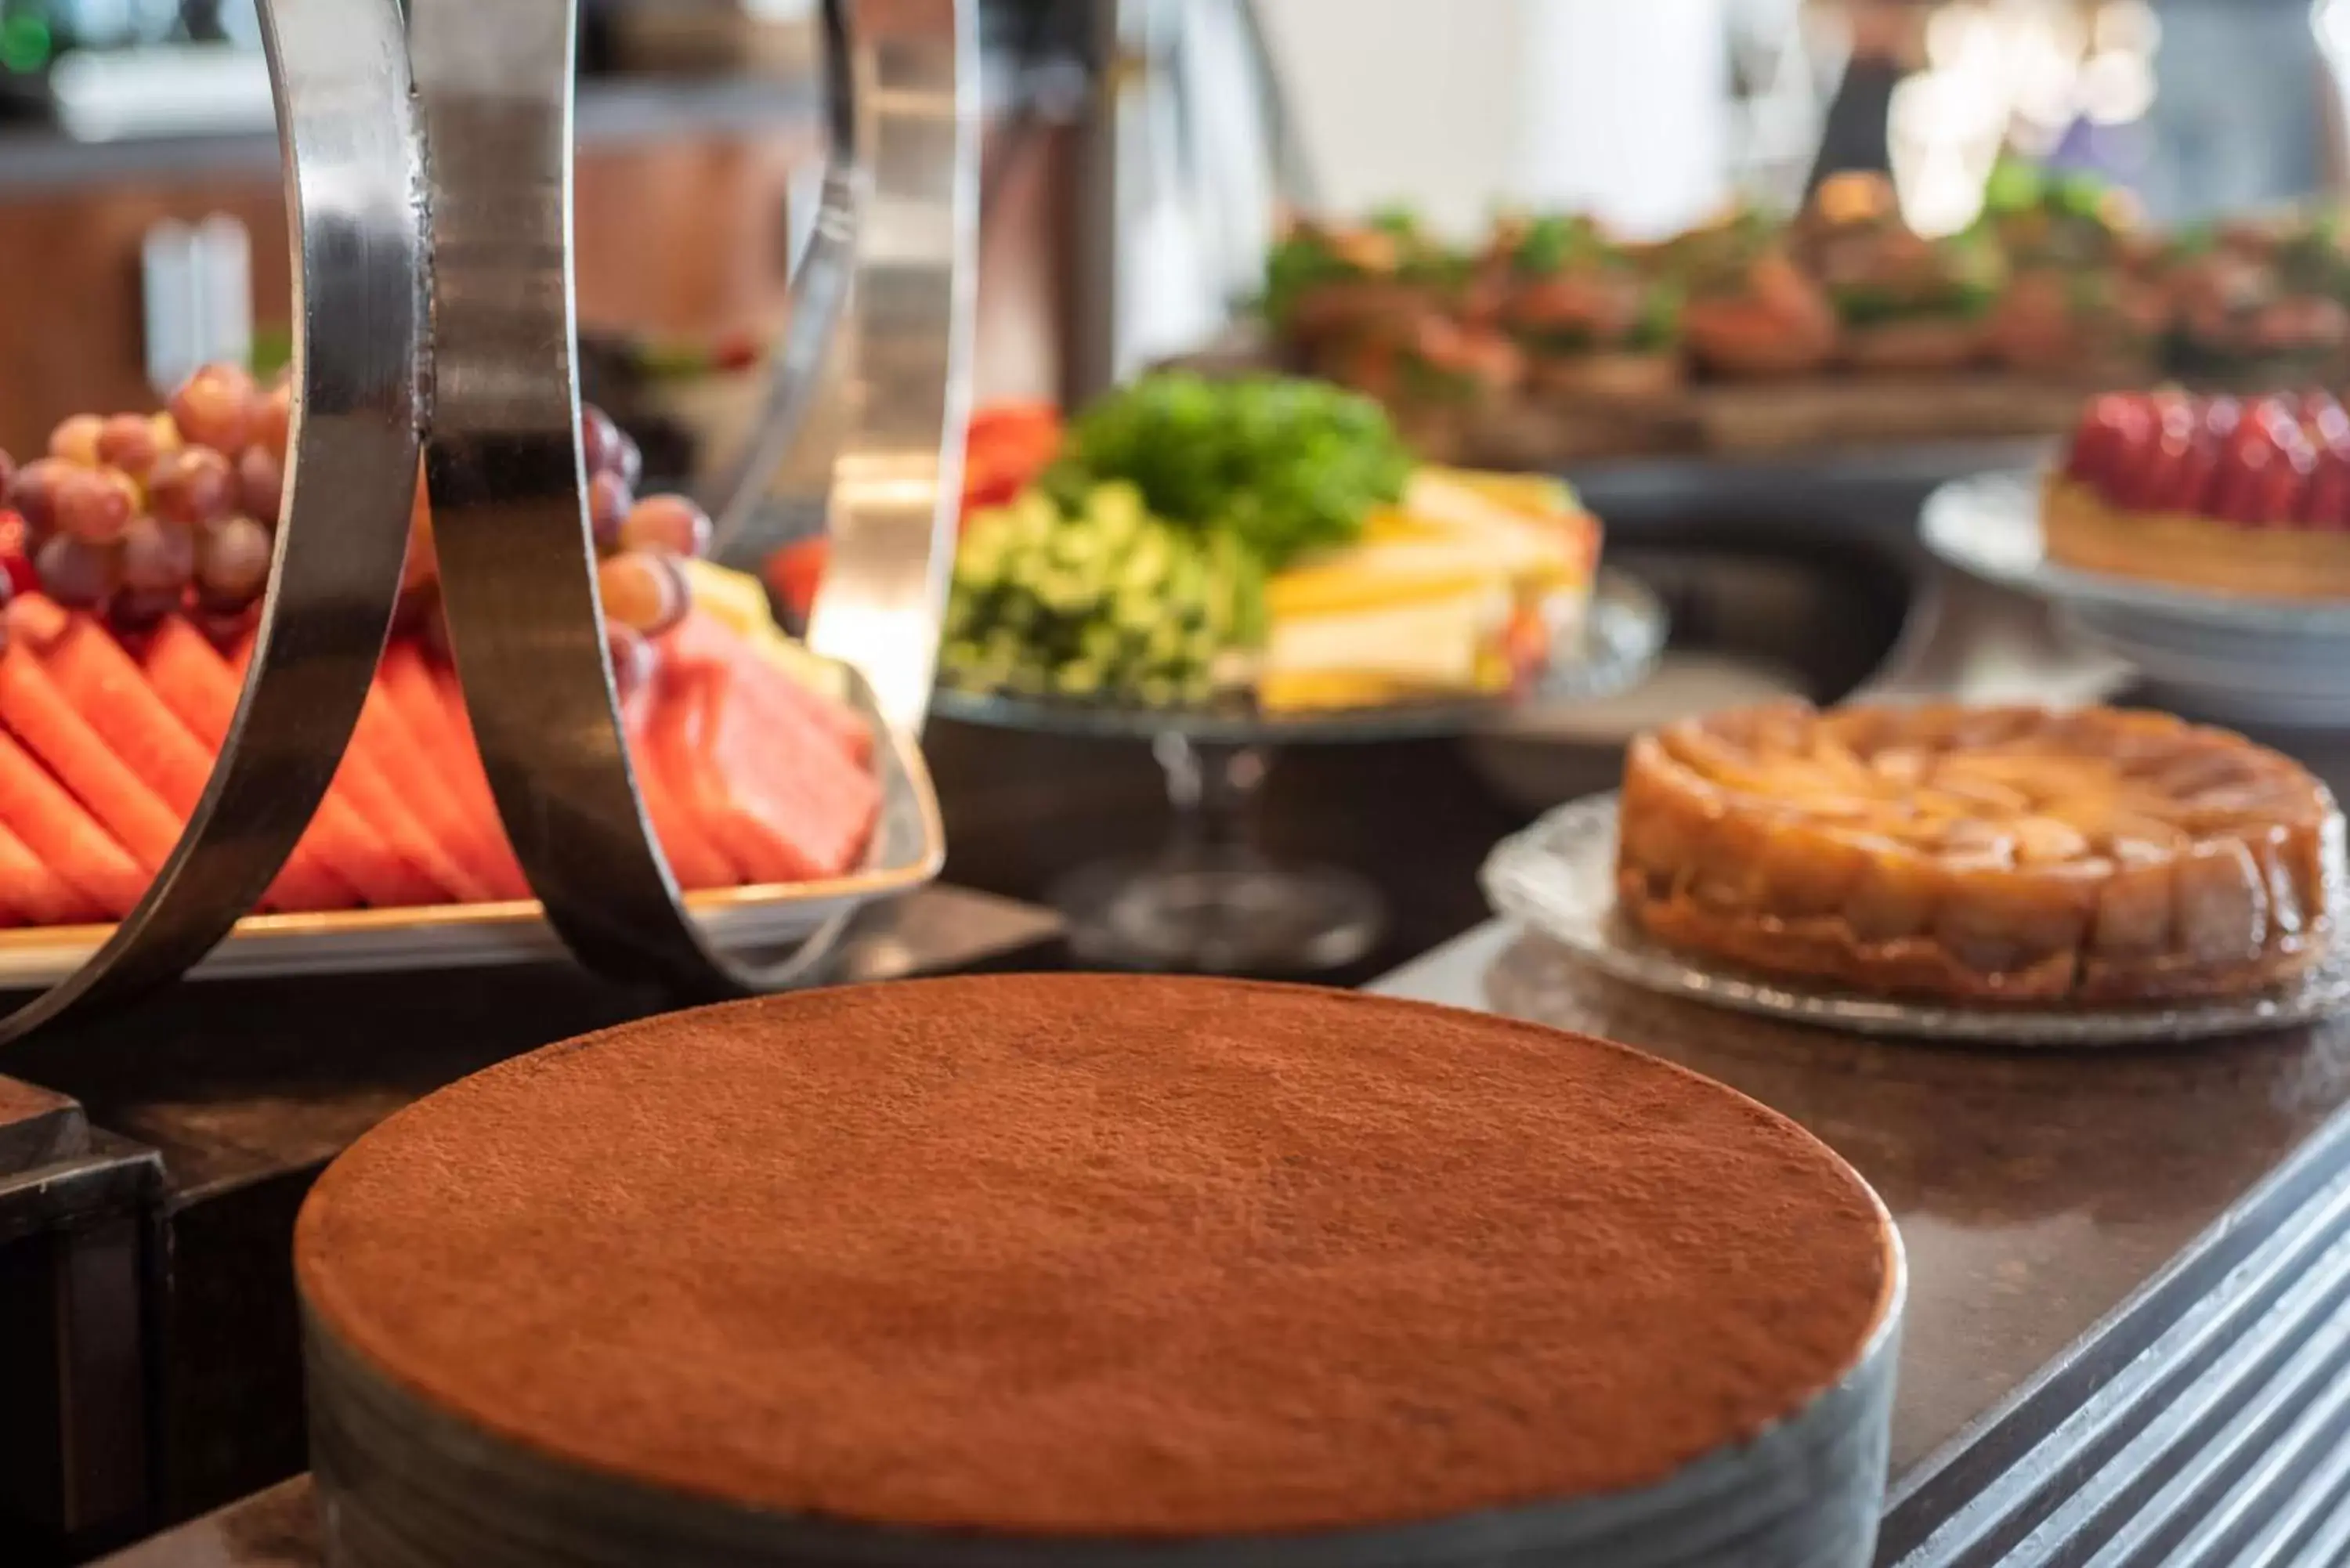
295,975,1902,1568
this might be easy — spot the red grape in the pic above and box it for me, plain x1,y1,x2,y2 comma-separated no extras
195,515,274,605
236,445,284,524
9,457,70,539
612,428,643,490
35,533,116,608
168,364,256,455
108,588,181,634
597,549,688,634
149,447,236,528
120,515,196,595
253,380,293,464
588,471,632,551
48,413,103,467
581,403,624,477
620,493,711,558
96,414,163,477
605,623,653,699
56,467,136,545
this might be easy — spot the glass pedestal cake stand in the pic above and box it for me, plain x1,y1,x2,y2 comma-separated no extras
931,569,1665,973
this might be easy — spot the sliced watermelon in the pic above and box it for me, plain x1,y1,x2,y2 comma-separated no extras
428,657,740,894
687,632,880,869
0,728,146,917
145,618,447,909
380,645,528,899
625,684,743,891
6,593,71,655
47,616,356,912
352,685,495,903
661,611,873,767
0,815,100,925
649,659,875,883
142,618,241,746
0,641,185,874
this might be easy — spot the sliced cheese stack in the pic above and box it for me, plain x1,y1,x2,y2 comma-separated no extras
1258,468,1600,712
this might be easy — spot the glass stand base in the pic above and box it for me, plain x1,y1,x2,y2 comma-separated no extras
1052,851,1385,974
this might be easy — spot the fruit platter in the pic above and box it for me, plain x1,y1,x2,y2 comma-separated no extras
1925,386,2350,727
0,366,941,984
1265,158,2350,464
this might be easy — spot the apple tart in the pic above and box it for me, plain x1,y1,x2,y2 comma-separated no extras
1616,702,2342,1004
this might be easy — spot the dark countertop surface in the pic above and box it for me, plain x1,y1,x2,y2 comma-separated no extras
1373,923,2350,1494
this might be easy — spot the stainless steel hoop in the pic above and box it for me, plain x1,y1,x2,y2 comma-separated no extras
414,0,975,999
0,0,425,1046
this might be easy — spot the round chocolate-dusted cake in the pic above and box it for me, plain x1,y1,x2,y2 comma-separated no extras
296,976,1904,1567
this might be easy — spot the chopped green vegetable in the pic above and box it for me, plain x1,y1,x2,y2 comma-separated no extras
941,479,1264,705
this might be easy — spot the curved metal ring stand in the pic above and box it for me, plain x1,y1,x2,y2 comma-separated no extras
415,0,974,999
0,0,425,1045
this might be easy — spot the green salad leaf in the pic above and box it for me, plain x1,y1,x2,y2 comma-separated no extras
1044,372,1412,569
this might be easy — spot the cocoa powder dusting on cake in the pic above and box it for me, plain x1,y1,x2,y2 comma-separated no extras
295,975,1893,1537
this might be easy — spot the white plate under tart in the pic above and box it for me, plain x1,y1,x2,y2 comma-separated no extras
1921,471,2350,635
1480,793,2350,1046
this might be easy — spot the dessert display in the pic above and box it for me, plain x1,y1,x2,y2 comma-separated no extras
297,975,1900,1564
0,366,885,927
1614,701,2342,1005
2046,388,2350,599
937,371,1602,714
1264,161,2350,461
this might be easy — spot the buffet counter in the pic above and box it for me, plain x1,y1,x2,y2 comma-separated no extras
45,561,2350,1566
94,873,2350,1568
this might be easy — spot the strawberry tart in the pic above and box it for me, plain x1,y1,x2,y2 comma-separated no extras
2046,389,2350,600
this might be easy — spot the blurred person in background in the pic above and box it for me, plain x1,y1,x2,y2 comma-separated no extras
2139,0,2329,221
